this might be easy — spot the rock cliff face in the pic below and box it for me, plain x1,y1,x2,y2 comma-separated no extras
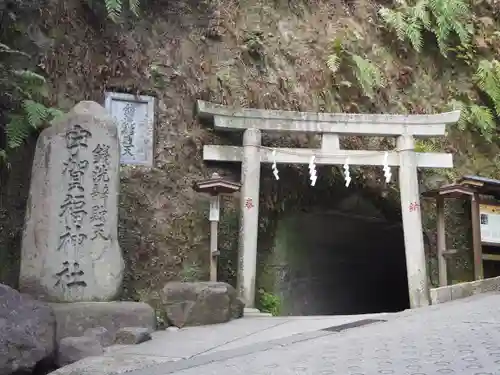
1,0,495,306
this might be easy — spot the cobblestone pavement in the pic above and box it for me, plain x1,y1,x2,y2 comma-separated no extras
144,293,500,375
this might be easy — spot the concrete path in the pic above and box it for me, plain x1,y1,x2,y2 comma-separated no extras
104,312,391,360
49,311,394,374
127,293,500,375
52,292,500,374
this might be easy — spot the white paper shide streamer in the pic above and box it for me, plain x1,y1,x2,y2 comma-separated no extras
383,151,392,183
343,158,351,187
309,156,317,186
263,147,399,187
272,149,279,180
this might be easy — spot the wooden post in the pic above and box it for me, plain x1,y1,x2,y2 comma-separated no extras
397,135,430,308
210,220,218,281
209,194,221,282
471,193,484,280
436,196,447,286
238,128,261,307
195,174,240,283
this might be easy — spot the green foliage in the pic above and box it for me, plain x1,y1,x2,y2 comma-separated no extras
326,53,340,74
328,0,495,146
447,43,476,67
350,55,386,99
6,101,63,149
179,261,203,282
257,289,281,316
379,0,472,56
443,59,500,142
0,44,63,162
414,139,441,152
379,0,429,52
475,59,500,115
326,38,343,73
467,104,495,141
98,0,140,22
448,99,496,141
327,39,385,99
0,0,145,162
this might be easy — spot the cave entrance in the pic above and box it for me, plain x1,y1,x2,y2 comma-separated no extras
197,100,459,309
269,194,410,316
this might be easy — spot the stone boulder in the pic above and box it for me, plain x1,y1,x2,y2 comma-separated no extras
50,301,156,342
160,282,245,327
114,327,151,345
57,336,103,367
84,327,114,347
0,283,56,374
231,297,245,319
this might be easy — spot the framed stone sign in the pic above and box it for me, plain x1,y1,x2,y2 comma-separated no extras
104,92,155,166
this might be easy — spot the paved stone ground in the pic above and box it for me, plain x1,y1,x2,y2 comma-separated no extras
104,312,390,360
127,292,500,375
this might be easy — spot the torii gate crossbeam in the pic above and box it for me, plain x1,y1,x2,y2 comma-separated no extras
197,100,461,310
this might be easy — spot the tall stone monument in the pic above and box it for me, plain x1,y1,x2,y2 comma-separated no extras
20,101,124,302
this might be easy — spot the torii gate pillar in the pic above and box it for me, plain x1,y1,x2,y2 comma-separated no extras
398,135,430,307
239,128,261,307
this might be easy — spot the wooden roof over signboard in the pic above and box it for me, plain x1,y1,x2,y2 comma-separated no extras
422,175,500,199
193,172,241,195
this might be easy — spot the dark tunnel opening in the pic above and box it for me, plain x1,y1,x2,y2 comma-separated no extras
267,198,410,316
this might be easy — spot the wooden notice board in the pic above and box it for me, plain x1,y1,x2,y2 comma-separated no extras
480,203,500,247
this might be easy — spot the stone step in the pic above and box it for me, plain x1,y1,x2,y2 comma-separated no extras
244,308,273,317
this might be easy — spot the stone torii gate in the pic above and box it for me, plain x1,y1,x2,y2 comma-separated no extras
196,100,460,310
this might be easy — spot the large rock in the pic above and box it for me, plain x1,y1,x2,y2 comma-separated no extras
83,327,114,347
57,336,103,367
160,282,245,327
114,327,151,345
20,101,124,302
0,283,56,374
231,297,245,319
50,301,156,342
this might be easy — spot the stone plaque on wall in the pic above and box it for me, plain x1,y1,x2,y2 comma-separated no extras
104,92,155,166
20,101,124,302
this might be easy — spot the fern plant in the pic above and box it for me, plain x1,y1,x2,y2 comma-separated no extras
326,38,386,99
326,53,341,74
475,59,500,115
326,37,343,74
449,99,496,141
350,55,386,99
414,139,442,152
6,100,63,149
89,0,140,22
0,43,63,162
379,0,472,56
0,0,144,165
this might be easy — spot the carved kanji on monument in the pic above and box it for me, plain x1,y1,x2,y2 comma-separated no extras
20,101,124,302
